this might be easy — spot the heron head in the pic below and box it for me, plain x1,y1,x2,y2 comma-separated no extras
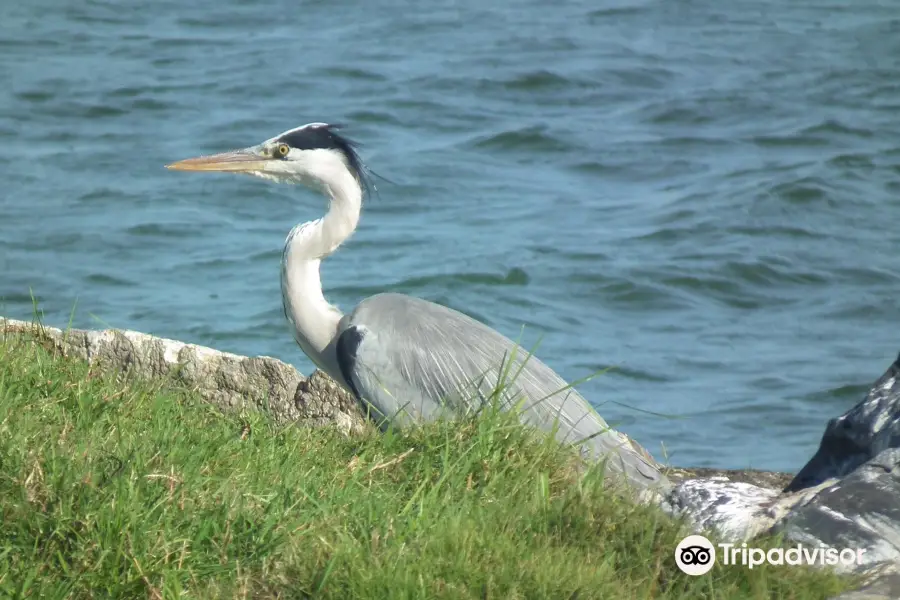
166,122,369,194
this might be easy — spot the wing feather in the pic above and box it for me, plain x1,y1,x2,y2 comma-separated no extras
339,292,668,490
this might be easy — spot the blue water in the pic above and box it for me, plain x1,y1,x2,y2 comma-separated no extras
2,0,898,472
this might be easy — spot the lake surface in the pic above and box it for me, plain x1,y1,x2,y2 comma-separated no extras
2,0,898,472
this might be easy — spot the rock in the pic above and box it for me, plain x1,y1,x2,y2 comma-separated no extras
786,353,900,493
660,470,783,541
661,353,900,599
0,317,368,435
660,466,840,542
776,448,900,570
667,467,794,490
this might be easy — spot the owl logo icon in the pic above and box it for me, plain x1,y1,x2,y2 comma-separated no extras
675,535,716,575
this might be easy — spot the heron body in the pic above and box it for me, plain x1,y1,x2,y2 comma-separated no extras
168,123,669,492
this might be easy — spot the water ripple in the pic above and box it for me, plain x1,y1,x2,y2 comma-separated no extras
471,126,573,153
498,70,578,91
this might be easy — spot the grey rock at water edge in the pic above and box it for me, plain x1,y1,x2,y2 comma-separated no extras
0,317,368,435
778,448,900,599
778,448,900,564
786,353,900,492
666,450,900,599
663,352,900,600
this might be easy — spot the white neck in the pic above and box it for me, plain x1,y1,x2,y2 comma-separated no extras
280,169,362,387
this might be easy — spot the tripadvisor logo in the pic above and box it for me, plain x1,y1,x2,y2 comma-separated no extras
675,534,867,576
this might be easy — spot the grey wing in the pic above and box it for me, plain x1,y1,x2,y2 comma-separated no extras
335,292,668,491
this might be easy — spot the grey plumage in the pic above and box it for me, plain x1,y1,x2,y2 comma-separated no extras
337,292,666,488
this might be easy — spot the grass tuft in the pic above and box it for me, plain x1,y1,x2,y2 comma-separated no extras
0,329,852,599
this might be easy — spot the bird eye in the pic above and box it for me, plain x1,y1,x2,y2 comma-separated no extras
276,144,290,158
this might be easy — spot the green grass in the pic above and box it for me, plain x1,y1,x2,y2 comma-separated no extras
0,328,852,599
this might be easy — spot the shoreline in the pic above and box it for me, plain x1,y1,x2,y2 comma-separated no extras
2,315,897,598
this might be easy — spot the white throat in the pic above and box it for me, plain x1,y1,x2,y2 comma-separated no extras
279,167,363,386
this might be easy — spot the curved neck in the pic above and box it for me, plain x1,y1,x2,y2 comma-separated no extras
280,171,362,386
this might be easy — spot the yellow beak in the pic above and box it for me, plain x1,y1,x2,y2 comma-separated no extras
166,150,271,173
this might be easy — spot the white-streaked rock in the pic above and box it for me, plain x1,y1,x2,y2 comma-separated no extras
660,352,900,599
776,448,900,570
0,317,368,434
786,354,900,493
661,477,781,541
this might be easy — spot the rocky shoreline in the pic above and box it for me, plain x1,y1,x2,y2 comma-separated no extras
2,316,897,599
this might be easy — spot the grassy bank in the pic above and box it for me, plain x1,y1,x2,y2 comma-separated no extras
0,328,851,599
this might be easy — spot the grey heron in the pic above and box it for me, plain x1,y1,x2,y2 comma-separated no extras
167,122,668,492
